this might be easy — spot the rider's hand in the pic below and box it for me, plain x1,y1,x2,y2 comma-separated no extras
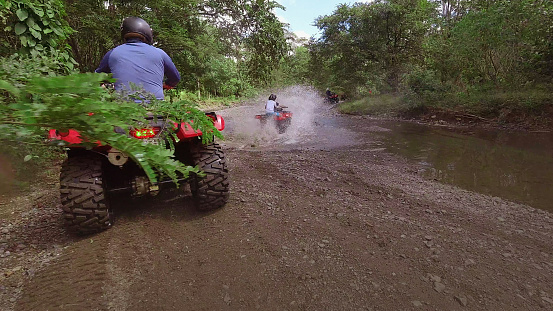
163,84,173,90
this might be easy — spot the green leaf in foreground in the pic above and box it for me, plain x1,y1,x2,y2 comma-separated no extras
15,23,27,35
16,9,29,21
0,73,223,184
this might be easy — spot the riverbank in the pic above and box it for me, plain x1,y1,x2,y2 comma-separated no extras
338,92,553,132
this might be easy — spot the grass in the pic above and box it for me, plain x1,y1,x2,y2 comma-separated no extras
337,94,408,116
174,89,266,111
337,88,553,123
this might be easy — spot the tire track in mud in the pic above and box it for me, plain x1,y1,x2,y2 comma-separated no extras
109,189,303,309
15,233,110,311
103,217,155,311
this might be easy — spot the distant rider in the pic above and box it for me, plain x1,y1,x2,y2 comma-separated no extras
265,94,280,116
95,17,180,100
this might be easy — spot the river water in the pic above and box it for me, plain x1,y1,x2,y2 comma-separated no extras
221,90,553,212
368,121,553,212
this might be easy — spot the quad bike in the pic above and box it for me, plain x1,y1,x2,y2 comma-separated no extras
49,112,229,234
325,93,339,104
255,106,293,134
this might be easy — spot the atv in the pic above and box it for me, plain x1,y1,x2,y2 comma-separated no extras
49,112,229,234
255,106,293,134
325,93,339,104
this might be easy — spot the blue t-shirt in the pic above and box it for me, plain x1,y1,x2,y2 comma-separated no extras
95,40,180,100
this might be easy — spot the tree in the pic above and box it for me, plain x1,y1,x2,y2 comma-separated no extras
61,0,289,91
310,0,437,95
426,0,553,89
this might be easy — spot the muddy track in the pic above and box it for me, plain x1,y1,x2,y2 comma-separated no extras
2,89,553,310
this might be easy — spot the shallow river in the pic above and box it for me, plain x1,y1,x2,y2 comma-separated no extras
367,121,553,212
221,90,553,212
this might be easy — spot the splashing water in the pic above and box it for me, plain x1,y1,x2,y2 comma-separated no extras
217,85,327,150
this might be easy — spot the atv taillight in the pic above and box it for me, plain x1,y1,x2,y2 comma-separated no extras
130,127,160,139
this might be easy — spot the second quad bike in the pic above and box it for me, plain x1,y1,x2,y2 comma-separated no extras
255,106,293,134
49,112,229,234
325,93,339,104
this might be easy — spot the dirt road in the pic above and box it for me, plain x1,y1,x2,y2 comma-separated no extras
1,89,553,310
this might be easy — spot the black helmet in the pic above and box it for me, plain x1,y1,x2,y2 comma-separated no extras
121,17,153,44
269,94,277,100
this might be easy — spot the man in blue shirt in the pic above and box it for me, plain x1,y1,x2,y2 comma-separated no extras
95,17,180,100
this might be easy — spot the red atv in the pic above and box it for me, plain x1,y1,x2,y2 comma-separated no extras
255,106,292,134
325,93,339,104
49,112,229,234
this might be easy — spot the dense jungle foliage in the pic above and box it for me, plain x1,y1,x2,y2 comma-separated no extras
311,0,553,121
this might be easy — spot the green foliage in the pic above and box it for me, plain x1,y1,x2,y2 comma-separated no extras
426,0,553,88
310,0,438,97
61,0,289,93
0,70,222,184
2,0,74,61
338,94,407,116
308,0,553,123
241,1,289,84
401,66,445,95
272,46,311,87
200,56,247,97
0,0,298,189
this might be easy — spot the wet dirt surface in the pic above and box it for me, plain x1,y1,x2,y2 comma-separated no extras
1,87,553,310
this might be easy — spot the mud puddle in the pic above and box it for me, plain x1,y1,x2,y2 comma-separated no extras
219,86,359,152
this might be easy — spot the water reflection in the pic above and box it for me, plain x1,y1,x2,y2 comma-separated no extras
373,122,553,212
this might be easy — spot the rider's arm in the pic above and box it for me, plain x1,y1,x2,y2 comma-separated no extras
95,50,113,73
161,51,181,87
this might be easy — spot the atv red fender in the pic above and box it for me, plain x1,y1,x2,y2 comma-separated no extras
175,113,225,140
48,129,86,145
49,113,225,145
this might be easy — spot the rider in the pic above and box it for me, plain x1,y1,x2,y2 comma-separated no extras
95,17,180,100
265,94,280,116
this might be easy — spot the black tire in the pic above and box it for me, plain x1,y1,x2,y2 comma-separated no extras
189,142,229,211
60,154,112,234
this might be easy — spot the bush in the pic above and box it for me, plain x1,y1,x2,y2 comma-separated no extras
338,94,407,116
401,67,444,96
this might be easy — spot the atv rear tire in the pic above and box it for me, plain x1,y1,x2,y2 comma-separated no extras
60,155,112,234
278,119,291,134
190,142,229,211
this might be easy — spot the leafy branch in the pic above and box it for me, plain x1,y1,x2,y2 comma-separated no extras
0,72,222,184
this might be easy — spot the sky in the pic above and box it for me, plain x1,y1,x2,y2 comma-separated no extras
275,0,374,39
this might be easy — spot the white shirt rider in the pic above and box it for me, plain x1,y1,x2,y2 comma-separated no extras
265,99,279,115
